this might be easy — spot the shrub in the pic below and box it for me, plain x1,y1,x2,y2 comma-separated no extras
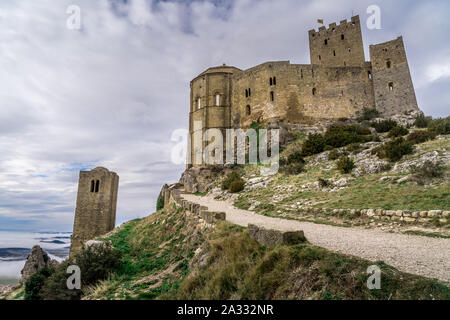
407,130,437,145
428,117,450,135
336,156,355,174
24,267,54,300
39,244,122,300
410,161,445,185
375,137,414,162
371,119,398,133
358,108,380,121
229,179,246,193
388,126,409,138
414,114,431,128
328,150,340,161
318,178,330,188
324,124,371,149
221,172,241,191
301,134,326,156
301,124,372,157
156,191,164,211
280,162,306,175
280,151,305,166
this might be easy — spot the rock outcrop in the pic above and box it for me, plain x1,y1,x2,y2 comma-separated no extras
179,166,233,193
20,245,58,284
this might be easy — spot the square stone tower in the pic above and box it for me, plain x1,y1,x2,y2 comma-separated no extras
69,167,119,256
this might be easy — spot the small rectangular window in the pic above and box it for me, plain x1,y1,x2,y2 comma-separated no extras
215,94,220,106
197,98,201,109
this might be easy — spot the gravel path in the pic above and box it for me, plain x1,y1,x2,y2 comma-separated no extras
182,194,450,283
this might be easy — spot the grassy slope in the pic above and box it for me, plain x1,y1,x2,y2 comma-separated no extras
234,136,449,233
86,203,449,300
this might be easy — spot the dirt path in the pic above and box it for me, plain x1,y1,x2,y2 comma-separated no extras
182,194,450,282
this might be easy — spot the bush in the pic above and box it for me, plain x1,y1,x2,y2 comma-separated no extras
301,124,372,156
375,137,414,162
407,130,437,145
24,267,54,300
328,150,340,161
156,191,164,211
358,108,380,121
229,179,246,193
280,162,306,175
410,161,445,185
221,172,241,191
318,178,330,188
336,156,355,174
428,117,450,135
371,119,398,133
414,114,431,128
301,134,326,156
388,126,409,138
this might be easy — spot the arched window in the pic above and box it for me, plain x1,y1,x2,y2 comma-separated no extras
270,91,274,102
215,94,220,106
388,82,394,92
197,97,201,109
312,88,317,96
95,180,100,193
246,105,251,116
324,39,328,45
341,34,345,40
90,180,95,193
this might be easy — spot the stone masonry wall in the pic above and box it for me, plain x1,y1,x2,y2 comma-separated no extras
70,167,119,256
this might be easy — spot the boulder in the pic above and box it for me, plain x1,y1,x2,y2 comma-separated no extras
20,245,57,284
248,224,306,247
199,211,226,224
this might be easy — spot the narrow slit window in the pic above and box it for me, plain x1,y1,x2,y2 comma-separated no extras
270,91,274,102
341,34,345,40
386,61,391,69
248,88,251,96
95,180,100,193
273,77,276,85
368,71,372,80
318,55,321,61
90,180,95,193
301,69,303,79
388,82,394,92
197,98,201,109
246,105,251,116
333,50,336,56
312,88,317,96
269,78,273,86
215,94,220,106
324,39,328,45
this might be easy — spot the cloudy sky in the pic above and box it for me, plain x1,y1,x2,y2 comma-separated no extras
0,0,449,232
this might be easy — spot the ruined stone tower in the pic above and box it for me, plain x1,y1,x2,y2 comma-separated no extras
69,167,119,256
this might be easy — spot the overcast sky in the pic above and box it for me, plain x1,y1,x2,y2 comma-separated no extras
0,0,449,232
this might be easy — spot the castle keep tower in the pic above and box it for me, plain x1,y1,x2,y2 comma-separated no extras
70,167,119,256
309,15,365,67
369,37,418,116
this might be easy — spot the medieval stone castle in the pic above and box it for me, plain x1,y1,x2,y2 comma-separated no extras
187,15,419,166
70,16,420,254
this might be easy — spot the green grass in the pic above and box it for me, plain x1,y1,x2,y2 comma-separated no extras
403,230,450,239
